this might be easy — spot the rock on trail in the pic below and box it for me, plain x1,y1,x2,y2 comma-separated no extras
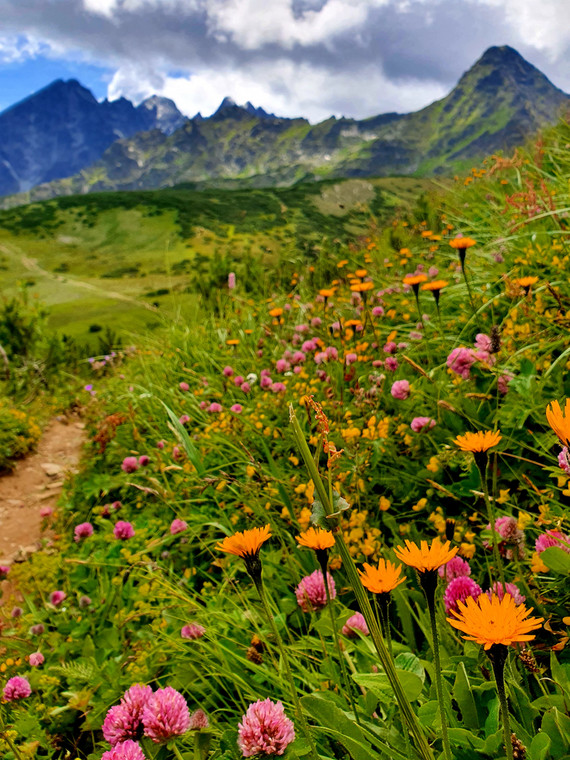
0,416,85,563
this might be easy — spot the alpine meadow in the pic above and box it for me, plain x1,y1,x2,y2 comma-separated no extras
0,29,570,760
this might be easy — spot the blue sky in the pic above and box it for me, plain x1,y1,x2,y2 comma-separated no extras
0,0,569,122
0,57,111,112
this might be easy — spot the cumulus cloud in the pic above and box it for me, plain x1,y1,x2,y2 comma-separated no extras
0,0,568,120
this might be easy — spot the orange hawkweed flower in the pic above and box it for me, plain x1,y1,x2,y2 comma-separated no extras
447,593,543,650
268,307,283,318
515,276,539,289
350,281,374,293
449,237,477,250
319,288,336,298
546,399,570,447
358,559,406,594
454,430,502,453
296,527,335,551
394,537,458,572
421,280,448,293
355,269,368,278
403,273,428,286
217,525,272,559
226,339,240,346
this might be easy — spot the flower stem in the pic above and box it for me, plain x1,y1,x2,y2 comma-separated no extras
424,573,452,760
0,732,23,760
172,743,186,760
253,577,320,760
478,458,506,588
290,404,434,760
320,557,362,724
489,645,514,760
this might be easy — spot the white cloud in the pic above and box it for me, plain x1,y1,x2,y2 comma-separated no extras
108,57,448,121
0,34,45,63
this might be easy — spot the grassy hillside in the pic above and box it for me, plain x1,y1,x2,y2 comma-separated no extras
0,177,435,342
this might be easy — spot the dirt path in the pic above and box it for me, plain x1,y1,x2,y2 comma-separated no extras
0,416,86,563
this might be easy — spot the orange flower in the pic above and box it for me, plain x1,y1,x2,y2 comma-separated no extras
226,339,240,346
337,260,348,268
350,281,374,293
421,280,448,292
355,269,368,278
516,276,539,289
319,288,336,298
394,537,458,572
296,527,335,551
447,593,543,650
358,559,406,594
449,237,477,250
403,273,428,286
217,525,272,558
546,399,570,447
454,430,502,453
268,307,283,318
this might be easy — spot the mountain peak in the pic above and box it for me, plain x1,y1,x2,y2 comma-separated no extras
477,45,525,67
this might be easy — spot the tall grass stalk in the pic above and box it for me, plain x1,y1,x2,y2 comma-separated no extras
290,404,434,760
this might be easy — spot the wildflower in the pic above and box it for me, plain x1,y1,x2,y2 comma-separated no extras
79,595,92,608
29,652,44,667
486,582,525,605
231,403,243,413
103,703,143,745
30,623,45,635
358,559,406,594
498,374,512,395
121,457,139,474
143,686,191,743
296,527,335,552
410,417,436,433
421,279,448,293
485,516,525,560
170,519,188,535
228,272,236,289
546,399,570,447
138,455,150,467
391,379,410,400
403,274,428,287
447,593,542,650
449,235,476,265
237,699,295,757
454,430,502,453
342,612,370,638
11,606,22,618
40,505,53,518
101,740,147,760
443,577,483,615
208,402,223,413
447,347,476,379
515,276,539,292
217,525,272,582
535,529,570,554
50,590,66,606
395,538,458,573
439,556,471,582
189,709,209,730
179,414,191,425
223,365,234,377
179,382,190,392
181,623,206,640
3,676,31,701
0,565,10,579
385,356,398,371
295,570,336,612
114,521,135,540
74,522,94,541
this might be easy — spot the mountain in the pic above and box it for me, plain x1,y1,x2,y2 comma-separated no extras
2,46,568,205
0,80,186,196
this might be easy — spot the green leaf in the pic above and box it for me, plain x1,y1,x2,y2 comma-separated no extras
540,547,570,574
453,661,479,729
528,733,551,760
162,401,205,476
394,652,425,683
541,708,570,757
310,497,327,530
354,670,424,702
418,700,440,730
448,728,484,750
300,694,378,760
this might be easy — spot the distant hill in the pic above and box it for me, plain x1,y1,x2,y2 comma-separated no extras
1,46,568,206
0,79,186,196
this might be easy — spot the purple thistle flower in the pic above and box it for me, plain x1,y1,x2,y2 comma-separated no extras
170,519,188,535
101,740,147,760
341,612,370,638
142,686,190,743
443,577,483,614
74,522,94,541
3,676,31,701
238,698,295,757
486,582,525,605
295,570,336,613
181,623,206,640
189,709,209,730
121,457,139,474
438,556,471,582
114,522,135,540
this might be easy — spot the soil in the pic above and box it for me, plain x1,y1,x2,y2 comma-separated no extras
0,415,86,564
